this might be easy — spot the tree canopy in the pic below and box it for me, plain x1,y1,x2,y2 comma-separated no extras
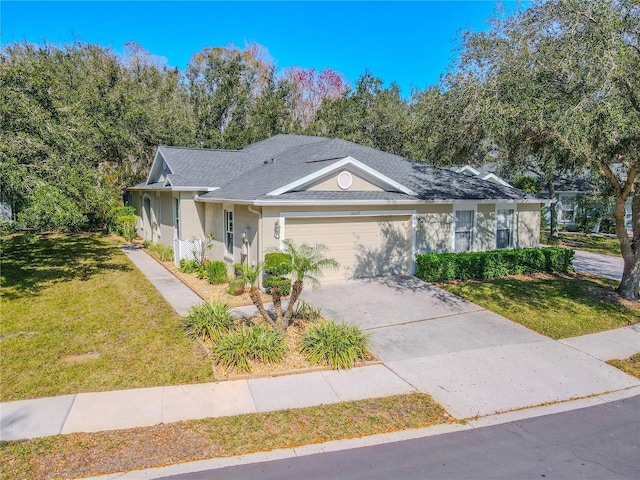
444,0,639,298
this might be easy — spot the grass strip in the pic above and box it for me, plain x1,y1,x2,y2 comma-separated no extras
541,233,623,257
608,353,640,379
439,273,639,339
0,393,450,479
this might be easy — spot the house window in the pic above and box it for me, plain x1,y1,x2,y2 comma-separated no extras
224,209,234,256
561,196,576,223
496,209,514,249
174,198,180,239
454,210,474,252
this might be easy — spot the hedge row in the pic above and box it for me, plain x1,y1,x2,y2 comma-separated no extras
415,247,575,282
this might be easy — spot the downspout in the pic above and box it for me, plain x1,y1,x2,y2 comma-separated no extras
247,205,263,288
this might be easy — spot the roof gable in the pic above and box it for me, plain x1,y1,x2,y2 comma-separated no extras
266,156,416,196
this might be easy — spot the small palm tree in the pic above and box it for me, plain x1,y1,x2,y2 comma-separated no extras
280,240,338,330
237,262,277,329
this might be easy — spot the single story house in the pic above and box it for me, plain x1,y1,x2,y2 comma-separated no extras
127,135,544,282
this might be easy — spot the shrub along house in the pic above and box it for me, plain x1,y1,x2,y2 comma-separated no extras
127,135,545,282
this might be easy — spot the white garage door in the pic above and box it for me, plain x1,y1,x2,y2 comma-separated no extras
285,215,413,282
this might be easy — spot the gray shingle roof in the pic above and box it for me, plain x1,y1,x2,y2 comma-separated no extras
135,135,542,203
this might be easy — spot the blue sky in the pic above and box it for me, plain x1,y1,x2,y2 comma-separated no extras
2,1,521,95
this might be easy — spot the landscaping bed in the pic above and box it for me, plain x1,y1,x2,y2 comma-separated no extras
439,272,639,339
141,244,272,308
145,240,375,377
203,315,378,380
0,393,450,480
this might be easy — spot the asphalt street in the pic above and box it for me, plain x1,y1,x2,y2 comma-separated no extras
162,395,640,480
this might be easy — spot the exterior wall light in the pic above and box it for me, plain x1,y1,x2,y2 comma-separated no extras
274,221,281,239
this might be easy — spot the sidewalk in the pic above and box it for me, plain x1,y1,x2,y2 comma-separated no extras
0,365,414,441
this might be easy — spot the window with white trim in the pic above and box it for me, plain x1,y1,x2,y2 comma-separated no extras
174,198,180,239
496,209,514,249
560,196,576,223
454,210,474,252
224,209,234,256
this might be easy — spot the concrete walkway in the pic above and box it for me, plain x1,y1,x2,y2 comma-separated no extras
573,249,624,281
119,245,202,316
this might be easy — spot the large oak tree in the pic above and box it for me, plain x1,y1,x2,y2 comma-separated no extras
451,0,639,299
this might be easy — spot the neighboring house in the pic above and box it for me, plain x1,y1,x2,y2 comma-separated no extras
539,173,633,232
127,135,544,282
453,163,633,233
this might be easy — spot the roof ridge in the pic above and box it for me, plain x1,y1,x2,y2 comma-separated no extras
159,145,241,153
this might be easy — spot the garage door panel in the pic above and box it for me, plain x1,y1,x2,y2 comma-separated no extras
285,215,412,282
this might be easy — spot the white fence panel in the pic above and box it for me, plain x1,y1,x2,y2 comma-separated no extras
173,238,203,267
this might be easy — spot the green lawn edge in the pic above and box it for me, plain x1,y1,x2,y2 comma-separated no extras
0,393,450,480
439,274,639,340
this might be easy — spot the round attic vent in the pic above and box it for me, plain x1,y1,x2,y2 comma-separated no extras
337,171,353,190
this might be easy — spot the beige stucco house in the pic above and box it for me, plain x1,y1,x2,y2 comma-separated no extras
127,135,544,282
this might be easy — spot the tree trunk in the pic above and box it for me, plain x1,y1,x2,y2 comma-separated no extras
249,286,276,328
548,173,558,237
615,195,639,300
270,286,284,329
618,255,640,300
282,280,304,328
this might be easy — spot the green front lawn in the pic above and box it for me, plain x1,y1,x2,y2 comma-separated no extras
541,233,623,257
1,233,213,401
440,273,639,339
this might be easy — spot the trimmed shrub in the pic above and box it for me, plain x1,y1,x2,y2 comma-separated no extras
263,252,293,295
206,260,228,284
212,325,286,372
415,247,574,283
109,206,137,240
264,252,293,276
263,276,292,296
301,321,371,370
183,301,234,341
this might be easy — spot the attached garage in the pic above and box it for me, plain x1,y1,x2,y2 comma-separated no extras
284,214,414,282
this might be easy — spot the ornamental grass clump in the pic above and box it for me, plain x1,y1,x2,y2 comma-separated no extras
301,321,371,370
146,242,174,261
212,324,286,372
206,260,228,284
183,301,234,341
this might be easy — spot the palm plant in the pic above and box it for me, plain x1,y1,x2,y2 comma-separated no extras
236,262,276,329
280,240,338,330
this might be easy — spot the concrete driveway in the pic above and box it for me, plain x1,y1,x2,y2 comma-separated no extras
301,276,639,418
